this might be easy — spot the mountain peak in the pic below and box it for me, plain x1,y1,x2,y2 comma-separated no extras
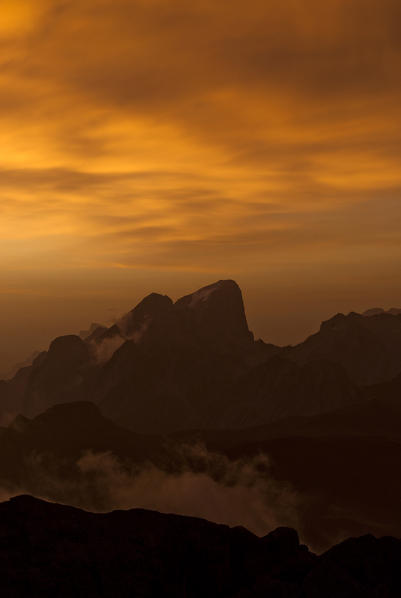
49,334,87,353
121,292,173,338
131,292,173,314
175,280,239,309
176,280,239,309
48,335,90,364
175,280,253,349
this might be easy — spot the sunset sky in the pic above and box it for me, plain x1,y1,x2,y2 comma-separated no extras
1,0,401,372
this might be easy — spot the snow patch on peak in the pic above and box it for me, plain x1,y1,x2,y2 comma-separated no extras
188,280,235,307
189,285,219,308
175,280,240,310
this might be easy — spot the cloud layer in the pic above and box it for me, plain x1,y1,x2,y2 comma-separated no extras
0,446,299,539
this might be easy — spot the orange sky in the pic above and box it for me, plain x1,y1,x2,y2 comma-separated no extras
1,0,401,372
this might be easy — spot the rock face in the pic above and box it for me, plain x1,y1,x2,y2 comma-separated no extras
174,280,254,350
0,495,400,598
97,280,253,353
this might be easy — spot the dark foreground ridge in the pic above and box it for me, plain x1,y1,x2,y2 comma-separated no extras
0,495,400,597
1,400,400,550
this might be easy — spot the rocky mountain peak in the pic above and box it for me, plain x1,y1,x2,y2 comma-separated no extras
175,280,253,349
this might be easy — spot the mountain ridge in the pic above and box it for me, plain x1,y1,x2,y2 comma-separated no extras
1,280,401,432
0,494,400,597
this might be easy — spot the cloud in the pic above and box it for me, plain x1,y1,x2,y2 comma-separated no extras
1,446,299,537
76,448,299,535
90,336,125,364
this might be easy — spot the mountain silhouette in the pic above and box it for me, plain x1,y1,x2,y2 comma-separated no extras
0,494,400,597
285,310,401,385
1,281,401,432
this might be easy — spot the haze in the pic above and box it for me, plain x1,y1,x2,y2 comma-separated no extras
1,0,401,373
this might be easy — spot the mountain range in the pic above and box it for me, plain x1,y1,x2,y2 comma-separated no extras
1,280,401,433
0,279,400,589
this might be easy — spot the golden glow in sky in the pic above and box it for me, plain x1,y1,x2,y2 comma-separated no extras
1,0,401,369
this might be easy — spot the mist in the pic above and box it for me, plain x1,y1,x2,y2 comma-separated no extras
0,445,299,538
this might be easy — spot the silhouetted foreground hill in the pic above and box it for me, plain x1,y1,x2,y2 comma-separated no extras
0,495,400,598
1,280,400,433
